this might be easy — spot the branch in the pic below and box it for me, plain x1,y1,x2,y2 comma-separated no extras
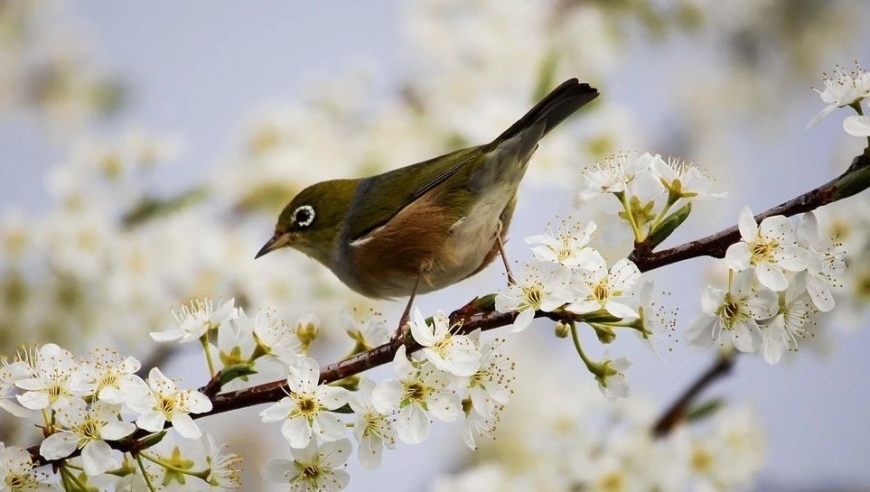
651,352,736,437
630,152,870,270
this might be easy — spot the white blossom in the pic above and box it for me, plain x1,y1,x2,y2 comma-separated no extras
760,281,812,365
348,377,396,470
577,152,654,201
259,356,349,448
216,307,258,370
0,443,51,491
0,360,32,418
39,399,135,476
466,336,513,419
461,401,498,451
204,434,244,492
341,308,390,350
408,309,480,377
633,280,674,358
808,64,870,128
68,348,141,405
525,220,600,269
686,406,765,491
120,367,213,439
567,255,641,318
15,343,81,411
797,211,846,312
371,346,461,444
151,297,237,343
242,308,304,361
650,156,724,202
262,439,351,492
725,207,808,291
687,270,778,353
494,263,572,332
597,357,631,401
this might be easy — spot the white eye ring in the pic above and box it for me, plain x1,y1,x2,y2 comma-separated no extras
293,205,315,228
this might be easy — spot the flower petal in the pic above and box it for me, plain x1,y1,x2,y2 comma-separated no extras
81,439,119,476
40,431,78,460
844,115,870,136
170,413,202,439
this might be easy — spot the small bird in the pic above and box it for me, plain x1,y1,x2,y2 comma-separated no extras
256,79,598,322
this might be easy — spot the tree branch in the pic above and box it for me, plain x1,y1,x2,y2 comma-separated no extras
651,352,736,437
27,150,870,464
630,153,870,270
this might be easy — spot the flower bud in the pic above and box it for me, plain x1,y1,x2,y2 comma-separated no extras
554,321,571,338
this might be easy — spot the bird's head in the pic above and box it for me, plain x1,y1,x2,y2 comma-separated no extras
255,179,357,267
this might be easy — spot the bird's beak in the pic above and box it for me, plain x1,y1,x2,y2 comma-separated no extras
255,232,292,259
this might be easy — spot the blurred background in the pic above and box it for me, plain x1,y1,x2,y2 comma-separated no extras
1,1,869,490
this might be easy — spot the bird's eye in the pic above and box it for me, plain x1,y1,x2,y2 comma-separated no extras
292,205,315,228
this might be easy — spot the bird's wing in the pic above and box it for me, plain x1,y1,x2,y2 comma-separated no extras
346,146,483,242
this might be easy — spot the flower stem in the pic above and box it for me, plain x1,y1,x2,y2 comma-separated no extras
616,191,645,242
568,322,594,369
136,453,159,492
201,332,216,377
59,465,90,492
650,196,677,232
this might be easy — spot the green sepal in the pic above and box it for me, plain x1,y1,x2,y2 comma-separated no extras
619,195,656,231
647,202,692,249
686,398,725,423
161,445,196,487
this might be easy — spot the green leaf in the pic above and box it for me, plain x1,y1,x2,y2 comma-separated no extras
329,403,356,415
647,202,692,249
138,430,168,449
686,398,725,423
122,187,208,228
218,364,258,387
578,309,622,323
472,294,497,312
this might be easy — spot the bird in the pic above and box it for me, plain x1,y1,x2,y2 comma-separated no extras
256,78,598,326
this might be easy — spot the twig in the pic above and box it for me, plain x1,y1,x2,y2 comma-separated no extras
630,153,870,269
651,352,736,437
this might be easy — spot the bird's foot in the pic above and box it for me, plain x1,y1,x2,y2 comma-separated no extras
495,223,516,285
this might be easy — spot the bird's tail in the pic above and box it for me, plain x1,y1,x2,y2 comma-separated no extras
493,78,598,146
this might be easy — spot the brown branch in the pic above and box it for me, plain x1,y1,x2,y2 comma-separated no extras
651,352,736,437
630,153,870,270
